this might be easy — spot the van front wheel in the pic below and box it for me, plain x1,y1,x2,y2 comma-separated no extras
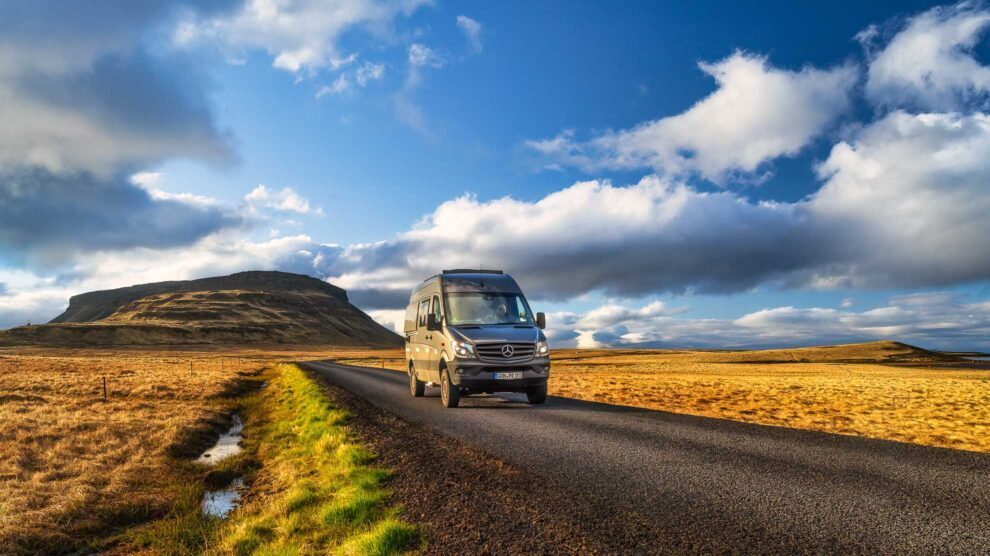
440,369,460,408
526,383,548,405
409,365,425,398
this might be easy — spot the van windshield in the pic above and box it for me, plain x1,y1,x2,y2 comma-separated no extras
444,292,534,326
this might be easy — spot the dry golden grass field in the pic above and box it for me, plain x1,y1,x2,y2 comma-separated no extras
549,342,990,453
2,341,988,552
336,341,990,454
0,346,389,554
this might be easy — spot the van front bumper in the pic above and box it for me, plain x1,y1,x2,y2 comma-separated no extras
447,357,550,393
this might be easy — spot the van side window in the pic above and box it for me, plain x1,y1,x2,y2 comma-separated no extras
403,302,418,333
431,295,442,324
417,298,430,328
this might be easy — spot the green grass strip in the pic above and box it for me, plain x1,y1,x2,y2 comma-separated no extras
129,363,418,555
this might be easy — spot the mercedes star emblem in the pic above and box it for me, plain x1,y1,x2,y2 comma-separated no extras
501,345,515,357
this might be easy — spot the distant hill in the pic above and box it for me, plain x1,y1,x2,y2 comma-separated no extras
0,271,401,347
701,341,960,364
553,341,960,364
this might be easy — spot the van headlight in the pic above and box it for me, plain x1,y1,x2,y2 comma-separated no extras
536,340,549,356
452,340,475,358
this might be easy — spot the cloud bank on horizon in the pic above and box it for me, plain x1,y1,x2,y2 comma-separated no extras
2,1,990,350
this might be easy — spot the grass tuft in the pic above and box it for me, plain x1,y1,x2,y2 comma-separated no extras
321,486,386,526
211,363,417,554
339,518,420,556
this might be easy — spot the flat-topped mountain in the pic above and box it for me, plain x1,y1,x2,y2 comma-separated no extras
51,270,351,323
1,271,401,347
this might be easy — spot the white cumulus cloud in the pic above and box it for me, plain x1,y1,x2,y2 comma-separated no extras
245,185,323,215
368,309,406,333
317,73,353,96
317,61,385,97
456,15,483,53
576,301,685,330
322,176,810,302
179,0,428,75
809,110,990,288
322,106,990,304
407,43,445,68
527,52,858,183
395,43,445,137
355,61,385,85
862,2,990,111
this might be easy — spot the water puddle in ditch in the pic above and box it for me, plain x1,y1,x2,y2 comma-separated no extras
197,414,247,517
202,478,244,518
196,414,243,465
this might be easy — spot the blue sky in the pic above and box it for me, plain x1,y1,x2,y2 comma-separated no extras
163,0,938,236
2,0,990,350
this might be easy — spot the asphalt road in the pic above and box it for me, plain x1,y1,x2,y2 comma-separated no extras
302,361,990,554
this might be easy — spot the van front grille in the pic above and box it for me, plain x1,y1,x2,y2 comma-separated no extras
476,342,536,362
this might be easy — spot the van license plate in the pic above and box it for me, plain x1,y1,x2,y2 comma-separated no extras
493,371,523,380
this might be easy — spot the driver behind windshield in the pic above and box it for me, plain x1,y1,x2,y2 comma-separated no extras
445,293,533,325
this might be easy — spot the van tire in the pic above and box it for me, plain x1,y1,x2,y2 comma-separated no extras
440,368,460,408
526,383,548,404
409,364,425,397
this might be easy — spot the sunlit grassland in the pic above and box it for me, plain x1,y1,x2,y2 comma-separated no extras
0,349,259,553
548,344,990,453
0,347,407,554
130,363,417,555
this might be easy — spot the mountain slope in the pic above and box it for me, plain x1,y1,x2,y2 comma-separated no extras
50,271,349,323
1,271,401,347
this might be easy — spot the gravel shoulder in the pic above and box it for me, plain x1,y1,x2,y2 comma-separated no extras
312,371,619,554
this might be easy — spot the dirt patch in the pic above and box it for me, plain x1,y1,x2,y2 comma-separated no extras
312,376,648,555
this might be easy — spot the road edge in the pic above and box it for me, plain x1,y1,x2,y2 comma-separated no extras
303,363,619,555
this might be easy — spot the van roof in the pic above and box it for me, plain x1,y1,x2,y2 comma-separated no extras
410,271,522,301
442,269,504,275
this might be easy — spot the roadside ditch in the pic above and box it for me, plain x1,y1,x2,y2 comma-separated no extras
117,364,417,555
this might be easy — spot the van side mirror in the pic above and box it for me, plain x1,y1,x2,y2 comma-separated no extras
426,313,441,331
536,312,546,329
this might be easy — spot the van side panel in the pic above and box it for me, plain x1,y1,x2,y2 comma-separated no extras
403,301,416,371
411,297,430,378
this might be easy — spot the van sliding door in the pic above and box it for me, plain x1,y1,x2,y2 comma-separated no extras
413,297,430,379
426,295,444,382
